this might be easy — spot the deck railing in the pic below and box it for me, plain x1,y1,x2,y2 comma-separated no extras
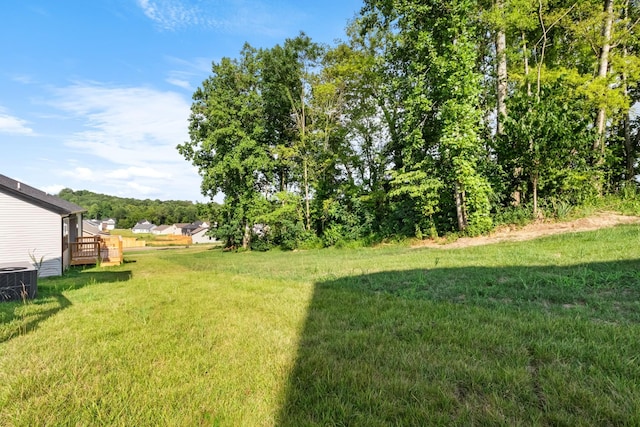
71,236,123,266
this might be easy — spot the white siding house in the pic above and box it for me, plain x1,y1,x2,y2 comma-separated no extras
151,225,172,235
103,218,116,230
191,227,217,244
83,219,109,238
0,174,85,277
132,220,156,234
172,223,190,235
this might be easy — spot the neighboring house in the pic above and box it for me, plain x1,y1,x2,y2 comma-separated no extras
132,220,156,234
152,221,211,236
162,224,179,235
83,219,110,238
193,220,210,229
172,223,192,236
191,227,217,244
151,225,171,235
102,218,116,230
86,218,115,233
181,223,199,236
0,174,86,277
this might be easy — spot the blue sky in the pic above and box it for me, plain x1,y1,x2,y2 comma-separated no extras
0,0,363,202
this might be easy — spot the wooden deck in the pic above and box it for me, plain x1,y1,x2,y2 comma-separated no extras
71,236,123,267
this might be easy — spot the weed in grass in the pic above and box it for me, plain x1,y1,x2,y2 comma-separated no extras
18,282,31,336
28,249,45,277
552,199,574,219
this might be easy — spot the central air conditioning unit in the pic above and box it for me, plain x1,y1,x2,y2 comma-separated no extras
0,262,38,301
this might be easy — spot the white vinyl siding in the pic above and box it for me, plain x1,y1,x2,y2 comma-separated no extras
192,229,216,244
0,190,62,277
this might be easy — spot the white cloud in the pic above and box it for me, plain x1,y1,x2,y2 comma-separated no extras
41,184,65,195
166,55,211,73
106,166,168,180
0,109,34,135
48,81,204,201
136,0,293,36
54,162,202,201
137,0,222,30
126,180,159,195
137,0,158,20
61,167,96,181
52,82,190,165
164,56,212,91
166,78,192,90
11,74,35,85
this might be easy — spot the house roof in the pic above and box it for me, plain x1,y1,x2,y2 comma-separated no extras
132,222,156,230
83,220,109,236
0,174,86,215
192,227,209,235
153,225,170,232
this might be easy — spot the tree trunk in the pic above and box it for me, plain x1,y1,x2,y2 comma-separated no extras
455,183,467,231
242,222,251,250
304,157,310,231
623,116,634,181
522,32,532,97
279,168,286,193
532,171,539,218
623,60,634,181
496,0,508,135
299,91,311,232
513,31,530,206
593,0,614,156
622,2,634,181
531,134,538,216
536,0,548,102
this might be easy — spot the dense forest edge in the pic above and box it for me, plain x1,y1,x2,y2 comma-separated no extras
57,188,218,229
175,0,640,251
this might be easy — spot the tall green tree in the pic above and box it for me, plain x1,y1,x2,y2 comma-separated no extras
175,0,640,249
178,45,269,249
259,34,325,232
363,0,494,234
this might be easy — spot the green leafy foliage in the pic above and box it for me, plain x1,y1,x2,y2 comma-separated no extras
178,45,270,249
497,78,599,207
175,0,640,249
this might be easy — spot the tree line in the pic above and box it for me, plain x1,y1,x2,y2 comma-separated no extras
57,188,215,229
178,0,640,250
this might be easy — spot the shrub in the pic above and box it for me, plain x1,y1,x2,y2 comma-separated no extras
493,205,534,227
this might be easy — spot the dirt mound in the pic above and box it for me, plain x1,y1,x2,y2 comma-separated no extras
412,212,640,249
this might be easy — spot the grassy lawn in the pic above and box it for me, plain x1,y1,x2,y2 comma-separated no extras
1,225,640,425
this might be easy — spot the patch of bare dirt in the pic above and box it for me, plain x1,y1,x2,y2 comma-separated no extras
412,212,640,249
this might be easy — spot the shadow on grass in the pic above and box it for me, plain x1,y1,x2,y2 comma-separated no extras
40,268,133,295
277,259,640,426
0,294,72,344
0,269,132,344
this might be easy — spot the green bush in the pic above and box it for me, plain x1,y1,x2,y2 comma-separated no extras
250,234,272,252
493,205,534,227
321,224,343,247
277,220,307,251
